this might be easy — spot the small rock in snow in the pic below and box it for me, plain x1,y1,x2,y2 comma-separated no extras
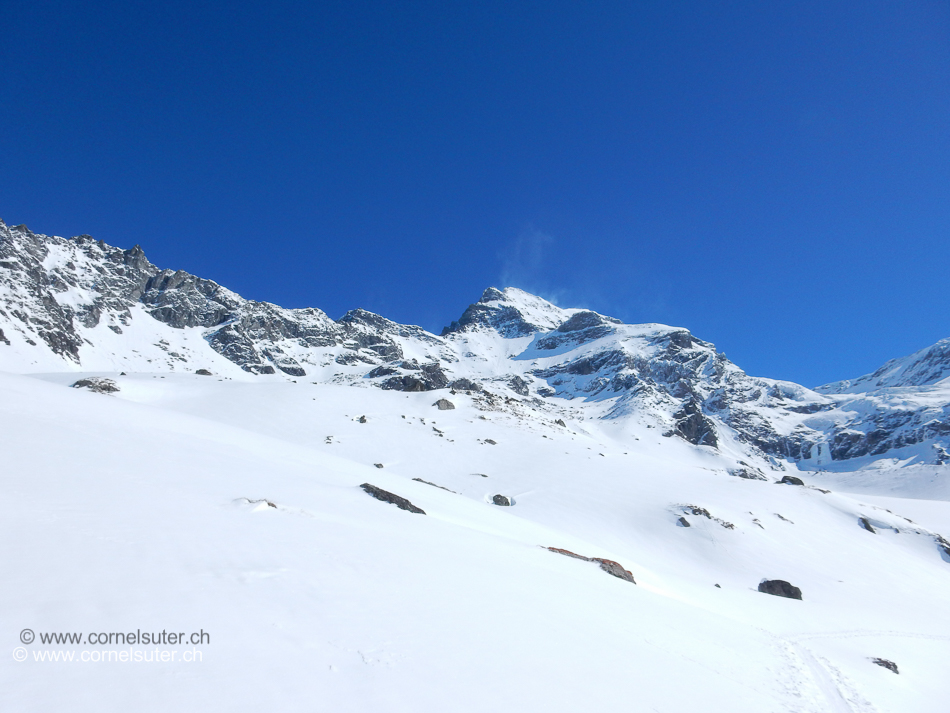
71,378,119,394
413,478,456,493
871,658,899,674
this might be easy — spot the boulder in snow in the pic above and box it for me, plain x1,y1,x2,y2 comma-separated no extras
757,579,802,600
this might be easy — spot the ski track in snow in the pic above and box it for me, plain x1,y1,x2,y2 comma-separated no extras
793,644,876,713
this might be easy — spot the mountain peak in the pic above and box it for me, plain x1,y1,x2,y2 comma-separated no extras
478,287,506,303
442,287,573,338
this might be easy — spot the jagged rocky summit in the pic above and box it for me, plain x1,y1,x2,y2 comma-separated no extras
1,219,948,472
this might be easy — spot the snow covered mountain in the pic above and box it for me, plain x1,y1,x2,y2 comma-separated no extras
2,218,947,472
819,339,950,393
4,219,950,712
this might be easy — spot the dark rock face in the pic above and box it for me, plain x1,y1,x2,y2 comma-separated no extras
546,547,636,584
677,516,691,527
859,517,876,533
433,398,455,410
381,363,448,392
71,378,119,394
671,400,718,448
556,311,620,333
531,311,621,351
871,658,899,674
382,375,425,392
820,413,950,463
492,494,511,506
449,378,482,392
195,369,212,376
359,483,426,514
758,579,802,600
779,476,805,486
0,328,9,345
508,375,530,396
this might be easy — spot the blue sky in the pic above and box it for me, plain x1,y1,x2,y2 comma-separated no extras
2,1,948,386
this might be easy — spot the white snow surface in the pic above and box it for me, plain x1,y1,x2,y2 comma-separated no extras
3,369,950,712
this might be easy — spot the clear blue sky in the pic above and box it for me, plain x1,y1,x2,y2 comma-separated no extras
2,1,948,387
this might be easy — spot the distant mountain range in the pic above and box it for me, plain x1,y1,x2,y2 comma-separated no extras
2,218,948,472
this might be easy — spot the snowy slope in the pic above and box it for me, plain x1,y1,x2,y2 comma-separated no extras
3,371,950,712
4,218,950,711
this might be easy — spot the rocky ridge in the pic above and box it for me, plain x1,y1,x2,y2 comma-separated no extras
1,219,948,472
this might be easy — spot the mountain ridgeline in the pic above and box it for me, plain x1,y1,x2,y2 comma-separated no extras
1,219,948,472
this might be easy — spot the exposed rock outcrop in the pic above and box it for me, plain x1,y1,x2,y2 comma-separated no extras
546,547,636,584
360,483,426,514
71,378,119,394
871,658,899,674
412,478,455,493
